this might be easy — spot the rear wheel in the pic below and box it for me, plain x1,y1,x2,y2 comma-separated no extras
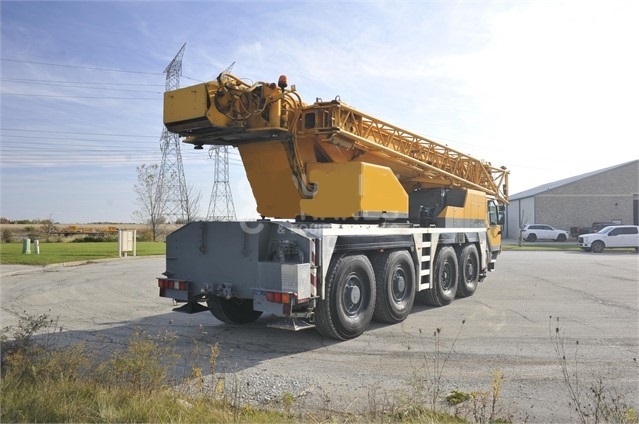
418,246,458,307
526,234,537,242
207,297,262,324
591,240,605,253
457,244,479,298
372,250,416,323
315,253,376,340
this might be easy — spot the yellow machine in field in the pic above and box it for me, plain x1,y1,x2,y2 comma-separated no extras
159,71,509,340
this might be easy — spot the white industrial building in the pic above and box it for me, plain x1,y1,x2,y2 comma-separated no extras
504,160,639,239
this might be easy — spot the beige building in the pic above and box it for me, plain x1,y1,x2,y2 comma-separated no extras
505,160,639,239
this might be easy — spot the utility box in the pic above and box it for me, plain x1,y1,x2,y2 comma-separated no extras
22,238,31,254
118,229,137,258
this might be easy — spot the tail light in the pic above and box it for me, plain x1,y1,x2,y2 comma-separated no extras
263,291,296,304
158,278,188,291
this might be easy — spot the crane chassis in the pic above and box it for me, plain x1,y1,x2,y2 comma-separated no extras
159,217,500,340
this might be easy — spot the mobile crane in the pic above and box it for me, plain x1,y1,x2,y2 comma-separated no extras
158,71,509,340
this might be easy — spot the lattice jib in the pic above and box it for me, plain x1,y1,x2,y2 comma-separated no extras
310,101,507,202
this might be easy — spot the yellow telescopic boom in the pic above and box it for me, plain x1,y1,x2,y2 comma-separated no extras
164,72,508,219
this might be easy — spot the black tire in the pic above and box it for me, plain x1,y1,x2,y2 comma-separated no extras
526,234,537,242
207,297,262,324
591,240,605,253
372,250,416,323
556,234,567,242
315,253,376,340
418,246,458,307
457,244,479,298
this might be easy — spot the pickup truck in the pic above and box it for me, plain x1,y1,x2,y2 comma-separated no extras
577,225,639,253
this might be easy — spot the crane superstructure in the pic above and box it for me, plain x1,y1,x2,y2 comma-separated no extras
158,71,509,340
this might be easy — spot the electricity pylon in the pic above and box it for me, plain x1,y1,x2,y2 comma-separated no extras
158,43,192,223
207,145,236,221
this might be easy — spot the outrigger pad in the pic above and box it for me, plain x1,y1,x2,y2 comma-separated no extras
268,316,315,331
172,302,209,314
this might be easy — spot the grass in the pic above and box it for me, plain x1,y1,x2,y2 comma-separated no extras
0,325,298,423
1,314,466,423
502,242,581,251
4,233,622,267
0,239,593,266
549,316,638,424
4,313,636,423
0,241,166,265
502,241,637,253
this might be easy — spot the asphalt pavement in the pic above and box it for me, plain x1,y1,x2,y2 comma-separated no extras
1,251,637,423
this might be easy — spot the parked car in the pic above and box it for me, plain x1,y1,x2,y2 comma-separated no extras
590,221,616,233
570,226,590,237
521,224,569,242
577,225,639,253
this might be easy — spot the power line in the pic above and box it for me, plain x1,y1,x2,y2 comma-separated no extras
1,154,161,161
0,92,158,100
0,128,157,138
0,144,147,151
1,77,164,87
0,143,150,150
2,135,158,144
1,159,244,167
0,153,244,166
1,80,162,94
0,131,245,159
181,75,205,83
1,58,163,75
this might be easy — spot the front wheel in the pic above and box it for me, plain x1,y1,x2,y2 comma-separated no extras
591,240,605,253
556,234,567,242
418,246,458,307
315,253,376,340
207,297,262,324
372,250,416,323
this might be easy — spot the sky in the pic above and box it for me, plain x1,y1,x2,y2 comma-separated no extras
1,0,637,224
